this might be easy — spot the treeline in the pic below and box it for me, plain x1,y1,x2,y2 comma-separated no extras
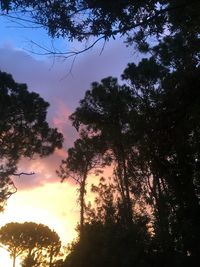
59,60,200,267
55,1,200,266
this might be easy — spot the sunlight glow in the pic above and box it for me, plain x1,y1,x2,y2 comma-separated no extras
0,248,13,266
0,182,80,266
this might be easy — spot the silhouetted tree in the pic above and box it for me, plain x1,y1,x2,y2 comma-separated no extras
0,222,61,267
1,1,200,56
0,71,63,210
66,56,200,264
0,222,25,267
122,55,200,259
58,132,106,240
63,177,150,267
70,77,135,228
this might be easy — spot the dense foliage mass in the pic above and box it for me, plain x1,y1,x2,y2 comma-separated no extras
0,222,61,267
55,1,199,266
1,1,200,266
0,71,63,210
0,1,200,44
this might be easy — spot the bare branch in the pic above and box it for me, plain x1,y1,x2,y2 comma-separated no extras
12,172,35,177
26,36,106,59
0,12,45,27
61,172,81,184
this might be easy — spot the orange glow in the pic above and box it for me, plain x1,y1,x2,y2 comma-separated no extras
0,157,104,267
0,248,13,266
0,182,80,266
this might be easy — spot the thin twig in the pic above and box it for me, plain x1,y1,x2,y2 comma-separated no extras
12,172,35,177
27,36,105,59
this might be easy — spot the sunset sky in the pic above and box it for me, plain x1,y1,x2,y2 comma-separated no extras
0,15,135,266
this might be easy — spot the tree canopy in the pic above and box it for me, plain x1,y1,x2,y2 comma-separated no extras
62,59,200,266
60,34,200,267
1,1,199,40
0,222,61,267
0,70,63,210
1,1,200,57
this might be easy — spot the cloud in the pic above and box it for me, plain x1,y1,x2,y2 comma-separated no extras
0,40,133,190
51,99,78,147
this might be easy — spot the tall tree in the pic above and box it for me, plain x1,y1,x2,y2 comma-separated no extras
68,56,200,261
70,77,136,227
122,57,200,258
0,71,63,210
58,132,105,239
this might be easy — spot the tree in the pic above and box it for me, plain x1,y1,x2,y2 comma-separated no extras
58,132,105,240
0,222,25,267
70,77,135,227
63,177,150,267
0,222,61,267
19,222,61,267
46,229,62,267
0,174,17,212
0,70,63,210
1,1,200,56
122,56,200,258
67,56,200,263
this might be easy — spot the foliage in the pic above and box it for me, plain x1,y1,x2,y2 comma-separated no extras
64,178,150,267
0,222,25,267
21,254,38,267
64,222,150,267
0,222,61,267
0,70,63,210
58,131,106,239
1,1,200,45
63,60,200,265
70,77,136,227
1,0,200,266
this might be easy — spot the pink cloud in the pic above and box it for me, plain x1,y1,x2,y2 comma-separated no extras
52,100,72,133
0,40,134,192
54,148,68,159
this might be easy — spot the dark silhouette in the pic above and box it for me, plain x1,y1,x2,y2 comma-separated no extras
58,132,106,240
1,1,200,266
0,71,63,210
0,222,61,267
1,1,200,57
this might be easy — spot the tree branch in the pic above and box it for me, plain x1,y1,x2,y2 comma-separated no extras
26,36,106,59
12,172,35,177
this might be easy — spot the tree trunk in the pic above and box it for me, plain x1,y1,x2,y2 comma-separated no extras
80,171,87,240
12,251,16,267
49,246,53,267
117,142,133,227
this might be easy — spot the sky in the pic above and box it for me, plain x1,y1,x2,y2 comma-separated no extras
0,15,137,266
